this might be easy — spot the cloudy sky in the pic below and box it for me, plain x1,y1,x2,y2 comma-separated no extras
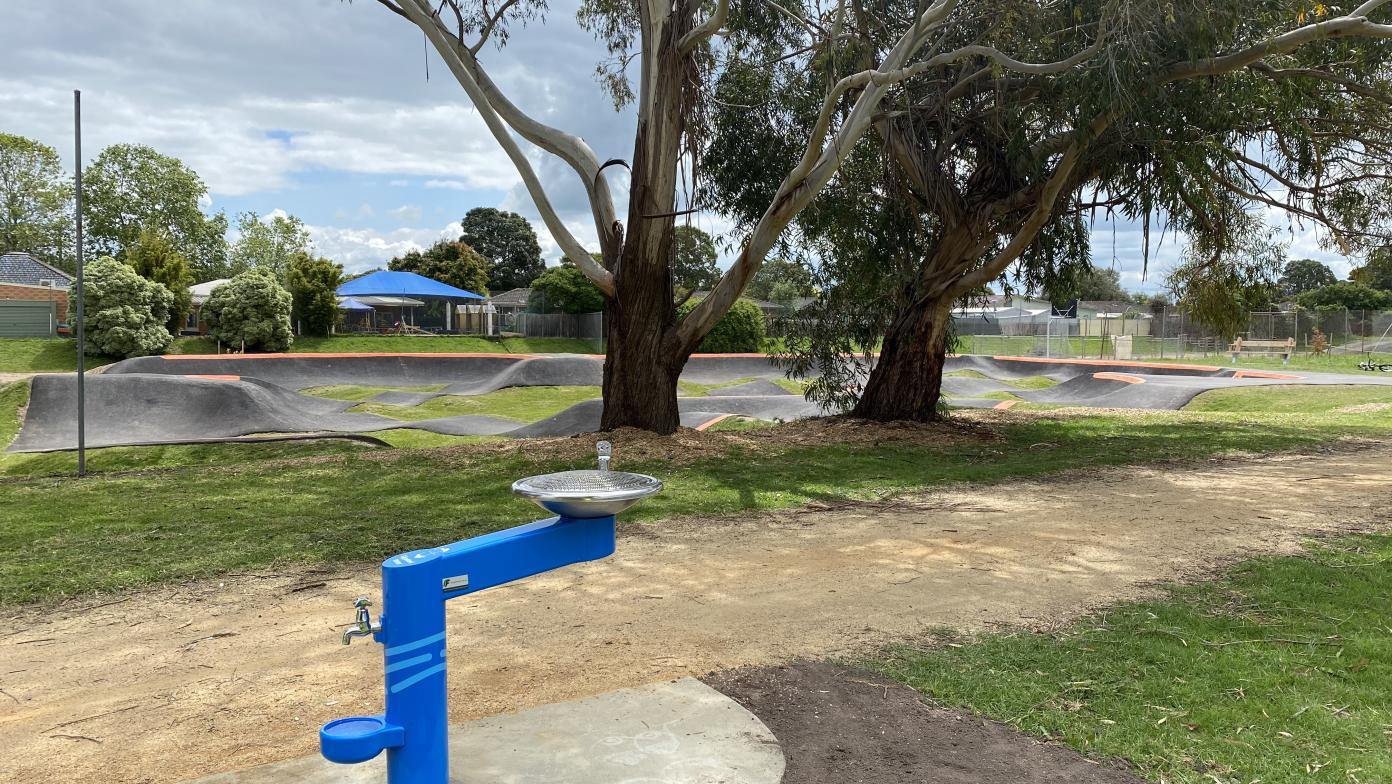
1,1,1358,291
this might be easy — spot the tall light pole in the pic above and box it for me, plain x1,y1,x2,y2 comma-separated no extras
74,90,86,477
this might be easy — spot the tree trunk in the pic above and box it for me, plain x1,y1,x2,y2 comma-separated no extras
600,255,685,433
851,294,953,422
597,9,694,434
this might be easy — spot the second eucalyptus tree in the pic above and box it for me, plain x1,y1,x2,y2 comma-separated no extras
709,0,1392,420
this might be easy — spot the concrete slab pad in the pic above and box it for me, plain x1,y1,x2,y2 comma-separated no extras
187,677,784,784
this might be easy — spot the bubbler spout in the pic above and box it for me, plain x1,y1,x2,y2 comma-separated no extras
341,596,382,645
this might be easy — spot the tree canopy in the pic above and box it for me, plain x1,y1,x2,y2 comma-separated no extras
1057,266,1129,303
124,228,193,335
746,258,815,306
1350,248,1392,291
287,252,344,337
1298,281,1392,311
388,239,490,295
229,211,312,279
83,144,228,280
368,0,1392,431
529,261,605,314
704,0,1392,420
459,207,544,292
1279,258,1339,297
0,133,73,270
671,225,721,298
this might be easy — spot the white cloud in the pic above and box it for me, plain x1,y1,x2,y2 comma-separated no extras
425,179,473,191
389,205,423,224
307,221,459,274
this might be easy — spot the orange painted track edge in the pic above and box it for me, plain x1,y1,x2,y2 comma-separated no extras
991,400,1019,410
157,351,794,361
1092,371,1146,385
693,413,737,431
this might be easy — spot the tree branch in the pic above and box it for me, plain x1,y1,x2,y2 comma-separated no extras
394,0,615,293
1163,15,1392,84
1248,61,1392,106
948,139,1087,297
469,0,521,54
679,0,729,53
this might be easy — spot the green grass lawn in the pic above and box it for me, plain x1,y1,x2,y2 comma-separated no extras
0,335,601,373
346,385,601,422
1153,352,1392,375
0,339,114,372
5,386,1392,603
945,369,1058,391
873,533,1392,783
677,377,807,396
1187,384,1392,417
301,384,449,402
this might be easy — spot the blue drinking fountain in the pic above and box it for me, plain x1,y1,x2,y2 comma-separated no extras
319,441,661,783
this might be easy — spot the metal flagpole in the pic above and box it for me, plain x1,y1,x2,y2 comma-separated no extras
74,90,86,477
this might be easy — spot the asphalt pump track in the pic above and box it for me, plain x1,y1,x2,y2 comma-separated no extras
9,352,1392,452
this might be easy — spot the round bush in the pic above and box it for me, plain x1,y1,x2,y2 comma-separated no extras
677,297,766,353
204,269,294,352
81,256,174,358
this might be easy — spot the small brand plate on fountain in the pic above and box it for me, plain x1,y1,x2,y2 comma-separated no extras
513,469,663,518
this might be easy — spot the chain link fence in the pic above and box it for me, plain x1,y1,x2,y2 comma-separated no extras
510,312,605,352
953,308,1392,361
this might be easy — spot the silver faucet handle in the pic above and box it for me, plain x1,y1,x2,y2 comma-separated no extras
343,597,380,645
596,440,612,472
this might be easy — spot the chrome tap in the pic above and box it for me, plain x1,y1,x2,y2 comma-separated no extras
596,440,612,472
342,596,382,645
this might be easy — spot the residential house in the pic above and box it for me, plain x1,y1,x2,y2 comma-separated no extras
0,252,73,337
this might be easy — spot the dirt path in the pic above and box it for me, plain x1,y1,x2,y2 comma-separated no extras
4,446,1390,784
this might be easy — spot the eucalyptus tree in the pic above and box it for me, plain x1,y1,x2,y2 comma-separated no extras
709,0,1392,421
364,0,1118,432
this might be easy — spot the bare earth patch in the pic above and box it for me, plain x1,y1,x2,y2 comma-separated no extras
3,446,1391,783
707,661,1148,784
417,415,1001,469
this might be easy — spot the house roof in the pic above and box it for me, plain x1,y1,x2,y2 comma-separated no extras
489,287,531,307
690,290,782,311
337,297,375,312
0,252,73,288
337,270,484,300
190,278,231,304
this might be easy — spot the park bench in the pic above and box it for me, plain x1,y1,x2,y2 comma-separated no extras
1229,337,1296,365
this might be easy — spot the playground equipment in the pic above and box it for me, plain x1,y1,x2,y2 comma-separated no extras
319,441,661,783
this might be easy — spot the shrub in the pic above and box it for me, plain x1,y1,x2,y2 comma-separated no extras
1297,282,1392,312
81,255,174,358
287,252,344,337
204,269,294,352
124,228,193,335
528,262,605,313
677,297,766,353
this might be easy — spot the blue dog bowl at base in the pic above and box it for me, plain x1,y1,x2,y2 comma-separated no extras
320,715,405,764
